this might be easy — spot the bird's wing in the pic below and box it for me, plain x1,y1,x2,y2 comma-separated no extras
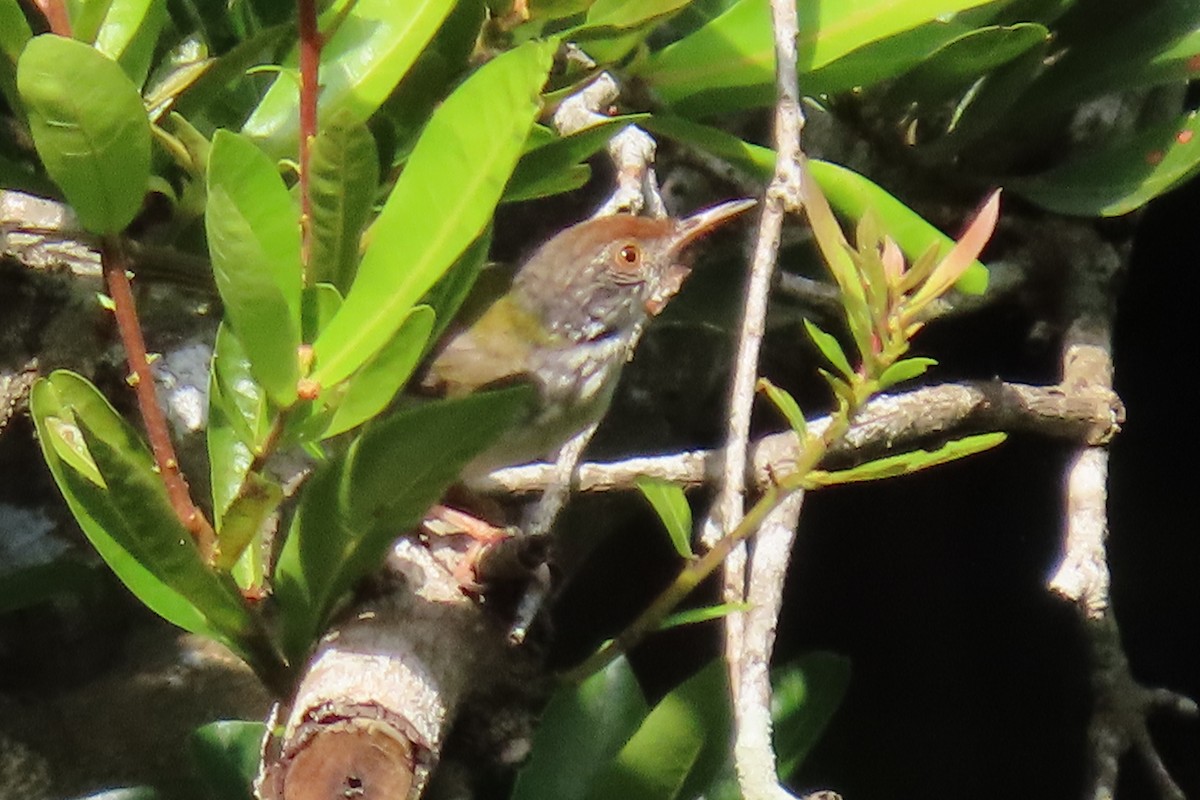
420,295,541,397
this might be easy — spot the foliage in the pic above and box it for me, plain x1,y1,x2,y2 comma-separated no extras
3,0,1193,796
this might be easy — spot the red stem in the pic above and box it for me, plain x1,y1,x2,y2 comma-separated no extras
297,0,321,281
101,237,217,561
33,0,71,36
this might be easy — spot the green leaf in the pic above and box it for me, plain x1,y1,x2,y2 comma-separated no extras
0,0,31,112
635,477,693,558
30,371,255,656
214,471,282,571
583,660,730,800
803,319,855,380
1010,109,1200,216
17,34,150,234
209,323,273,457
513,657,649,800
757,377,807,440
322,305,435,437
637,0,1000,112
503,114,648,202
772,652,851,779
309,112,380,293
311,39,556,388
188,720,266,800
206,130,303,407
877,356,937,390
808,432,1006,486
574,0,693,38
273,386,533,660
660,602,751,631
242,0,457,158
92,0,168,85
641,116,989,294
422,230,492,344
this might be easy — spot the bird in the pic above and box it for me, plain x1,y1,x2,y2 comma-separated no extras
420,197,756,479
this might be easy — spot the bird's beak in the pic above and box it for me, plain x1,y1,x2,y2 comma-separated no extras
668,197,758,254
643,198,757,316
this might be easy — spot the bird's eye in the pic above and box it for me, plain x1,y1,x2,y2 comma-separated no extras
617,243,641,266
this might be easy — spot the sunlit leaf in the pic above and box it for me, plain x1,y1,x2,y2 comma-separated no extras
807,432,1006,486
92,0,168,85
803,319,856,381
660,602,751,630
772,652,851,779
243,0,457,157
311,40,555,388
17,34,150,234
757,377,807,440
206,130,302,407
635,477,693,558
876,356,937,390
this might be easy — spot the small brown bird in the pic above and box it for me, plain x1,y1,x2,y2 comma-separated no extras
422,198,755,477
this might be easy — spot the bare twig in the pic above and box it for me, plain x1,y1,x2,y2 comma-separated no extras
100,236,216,560
471,377,1123,496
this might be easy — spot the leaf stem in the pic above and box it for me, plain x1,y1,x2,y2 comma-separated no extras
33,0,71,36
100,236,217,561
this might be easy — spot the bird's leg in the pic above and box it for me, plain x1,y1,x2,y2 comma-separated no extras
422,503,516,593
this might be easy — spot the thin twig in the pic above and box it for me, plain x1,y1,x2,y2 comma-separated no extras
100,236,216,560
33,0,71,35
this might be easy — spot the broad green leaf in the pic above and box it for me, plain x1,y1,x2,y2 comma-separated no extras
773,652,851,779
1010,110,1200,216
422,230,492,344
206,130,302,406
930,39,1048,151
573,0,693,38
273,386,533,660
660,602,751,630
637,0,999,111
93,0,168,85
322,305,435,437
309,113,380,293
635,477,693,558
807,431,1006,486
209,323,273,456
642,116,989,293
877,356,937,390
883,23,1049,107
512,657,649,800
757,377,807,440
504,164,592,203
302,283,345,343
17,34,150,234
242,0,456,158
803,319,856,380
188,720,265,800
311,40,556,388
30,371,255,656
584,660,730,800
503,114,648,202
214,471,282,571
0,0,31,111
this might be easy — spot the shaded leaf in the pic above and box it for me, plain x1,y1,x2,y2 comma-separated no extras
309,112,380,293
513,657,648,800
807,432,1006,486
30,371,255,656
206,130,302,406
635,477,693,558
503,114,647,202
1010,110,1200,216
311,40,556,388
273,386,532,660
773,652,851,779
189,720,265,800
660,602,751,631
584,660,730,800
17,34,150,234
214,471,282,571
